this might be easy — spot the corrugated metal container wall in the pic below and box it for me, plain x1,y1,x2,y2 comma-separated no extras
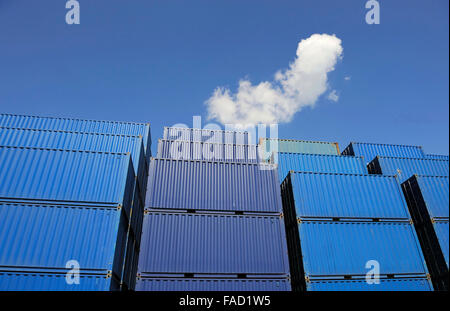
0,270,119,291
414,176,449,219
275,153,367,183
0,202,129,283
136,278,291,291
163,127,250,145
259,138,339,155
307,278,432,291
0,127,147,201
297,221,429,276
138,212,290,275
283,172,410,219
342,142,425,164
401,175,449,290
0,146,134,208
425,154,449,161
434,221,449,268
157,139,259,163
369,156,449,182
146,158,281,213
0,113,151,162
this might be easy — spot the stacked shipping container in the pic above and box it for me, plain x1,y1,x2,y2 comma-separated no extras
348,142,449,291
272,140,433,291
136,127,291,291
401,176,449,290
281,171,432,291
0,114,151,291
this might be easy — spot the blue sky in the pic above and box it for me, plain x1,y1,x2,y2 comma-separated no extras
0,0,448,155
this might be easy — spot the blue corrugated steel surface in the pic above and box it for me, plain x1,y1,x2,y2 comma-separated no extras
259,138,339,156
0,146,134,208
0,201,128,281
138,212,289,275
434,221,449,268
0,127,147,200
157,139,259,163
163,127,250,144
342,142,425,164
287,172,410,219
0,270,119,291
275,153,367,183
372,156,449,182
307,278,432,291
146,158,281,213
136,278,291,291
0,113,151,161
425,154,449,161
414,176,449,219
298,221,429,277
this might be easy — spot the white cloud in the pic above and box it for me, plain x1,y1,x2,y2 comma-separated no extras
344,76,351,81
327,89,339,102
205,33,343,125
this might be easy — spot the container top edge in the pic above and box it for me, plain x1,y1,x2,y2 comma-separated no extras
0,113,151,127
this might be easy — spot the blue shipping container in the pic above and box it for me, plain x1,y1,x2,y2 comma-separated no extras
342,142,425,164
434,221,449,268
281,171,411,220
274,153,367,183
0,269,120,291
0,113,151,162
307,278,432,291
368,156,449,182
163,127,250,145
296,221,428,277
157,139,259,163
146,158,282,213
136,277,291,291
0,146,134,208
138,212,290,275
0,127,147,201
0,201,128,284
259,138,339,157
425,154,449,161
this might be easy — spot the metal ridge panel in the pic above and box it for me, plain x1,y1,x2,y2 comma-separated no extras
275,153,367,183
0,145,129,155
283,171,411,219
369,156,449,182
146,158,281,213
158,138,254,147
138,212,290,275
297,221,429,277
0,114,151,159
0,202,129,282
156,139,259,163
135,277,291,291
163,127,250,144
348,141,424,148
0,128,148,201
307,278,432,291
425,154,449,161
0,113,150,126
260,137,339,145
342,142,425,164
0,126,143,138
0,146,135,207
0,269,119,291
409,176,448,219
434,221,449,268
163,126,249,134
259,138,339,156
